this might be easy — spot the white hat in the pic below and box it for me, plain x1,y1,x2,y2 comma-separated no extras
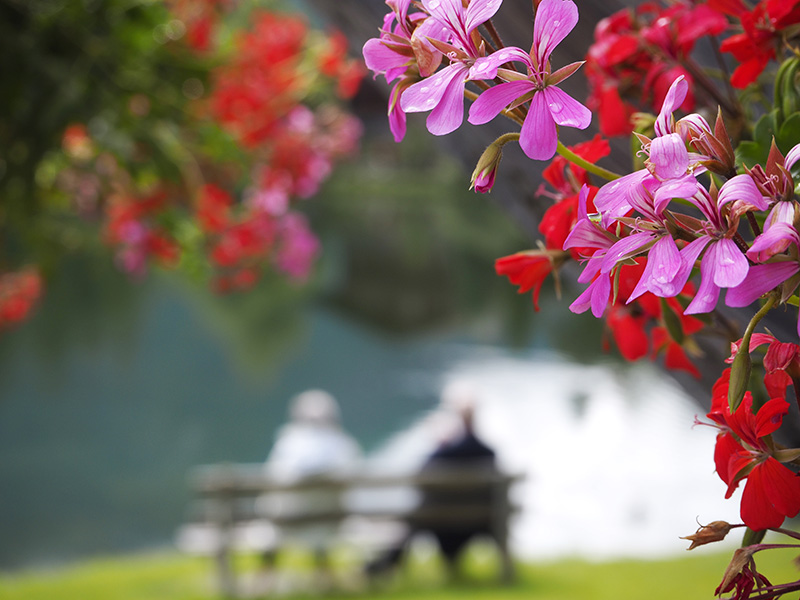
289,389,341,424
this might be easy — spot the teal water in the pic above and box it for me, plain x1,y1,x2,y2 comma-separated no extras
0,268,541,569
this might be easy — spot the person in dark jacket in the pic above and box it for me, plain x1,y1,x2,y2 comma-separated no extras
366,381,498,579
417,391,496,567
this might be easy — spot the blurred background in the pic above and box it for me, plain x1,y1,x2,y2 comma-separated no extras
0,0,749,591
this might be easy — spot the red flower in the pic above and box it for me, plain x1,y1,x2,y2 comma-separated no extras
495,252,560,311
607,307,649,361
707,379,800,531
585,2,727,135
714,0,800,88
542,135,610,197
727,333,800,402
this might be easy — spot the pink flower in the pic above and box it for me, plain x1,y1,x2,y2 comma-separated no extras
676,174,767,314
467,0,590,160
399,0,502,135
362,2,446,141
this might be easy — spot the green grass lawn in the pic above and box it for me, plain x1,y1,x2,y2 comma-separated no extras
1,542,799,600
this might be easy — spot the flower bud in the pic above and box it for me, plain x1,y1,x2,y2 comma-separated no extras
728,345,751,412
680,521,732,550
471,141,504,193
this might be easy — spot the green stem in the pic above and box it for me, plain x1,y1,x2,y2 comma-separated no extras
557,141,622,181
744,294,778,342
728,294,778,411
495,132,521,146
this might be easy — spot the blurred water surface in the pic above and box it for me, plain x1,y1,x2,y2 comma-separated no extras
0,266,738,570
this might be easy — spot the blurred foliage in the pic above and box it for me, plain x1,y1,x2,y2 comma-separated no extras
0,0,364,335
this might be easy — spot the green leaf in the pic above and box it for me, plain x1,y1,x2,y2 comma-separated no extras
736,110,781,168
777,113,800,155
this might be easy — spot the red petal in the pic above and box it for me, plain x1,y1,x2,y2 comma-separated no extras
715,432,745,486
597,86,634,137
707,0,747,16
740,462,786,530
495,254,553,311
764,342,800,372
726,449,755,498
761,456,800,519
664,343,701,378
539,196,579,249
730,55,771,89
754,397,789,438
608,310,649,361
764,370,792,401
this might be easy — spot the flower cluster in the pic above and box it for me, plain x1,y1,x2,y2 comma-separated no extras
39,6,364,308
585,2,728,136
365,0,800,595
363,0,590,157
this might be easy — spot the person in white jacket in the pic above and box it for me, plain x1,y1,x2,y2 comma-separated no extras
259,389,362,585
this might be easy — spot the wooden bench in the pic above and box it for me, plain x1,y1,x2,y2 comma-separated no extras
177,463,522,597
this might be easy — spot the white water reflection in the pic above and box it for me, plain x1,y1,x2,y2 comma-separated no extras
371,350,741,561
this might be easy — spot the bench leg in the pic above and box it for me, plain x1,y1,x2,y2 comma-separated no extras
497,536,515,584
215,544,237,598
213,495,237,598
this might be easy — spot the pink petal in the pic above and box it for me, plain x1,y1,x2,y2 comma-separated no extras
664,235,709,297
647,235,684,294
468,47,532,81
577,254,604,284
593,170,648,226
628,235,685,302
766,201,797,229
532,0,579,68
426,65,469,135
600,231,653,274
468,80,534,125
718,174,769,211
649,133,689,180
388,84,407,142
685,245,721,314
590,275,611,318
786,142,800,171
654,75,688,137
465,0,503,33
363,38,409,79
726,262,800,307
569,280,595,314
712,238,749,288
422,0,462,25
563,219,613,253
542,85,591,129
746,223,800,263
652,174,699,214
400,65,458,113
569,274,610,318
520,91,557,160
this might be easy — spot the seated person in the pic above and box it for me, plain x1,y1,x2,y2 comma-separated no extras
259,389,362,585
366,380,499,579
